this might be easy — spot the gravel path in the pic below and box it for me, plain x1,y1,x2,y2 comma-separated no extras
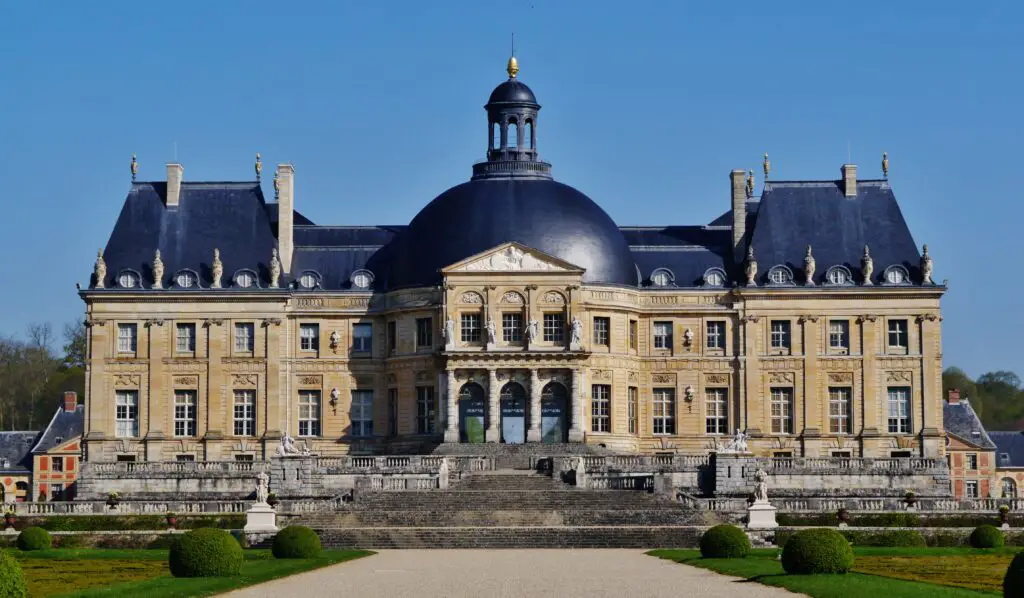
223,549,800,598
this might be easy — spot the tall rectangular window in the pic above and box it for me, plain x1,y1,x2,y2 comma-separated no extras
50,483,64,500
629,320,638,350
593,317,610,346
591,385,611,432
628,386,638,434
543,313,565,343
770,388,793,434
502,312,523,343
828,320,849,351
117,323,137,354
965,480,979,498
416,386,436,434
388,388,398,436
770,320,791,350
115,390,138,438
351,390,374,437
887,386,911,434
966,453,979,470
299,324,319,351
352,323,372,352
51,456,64,472
653,322,673,349
173,390,197,437
461,313,481,343
415,317,433,348
706,388,728,435
233,389,256,436
175,323,196,353
387,321,397,354
706,321,725,350
234,323,255,353
298,390,321,437
888,319,908,350
653,388,676,435
828,387,851,434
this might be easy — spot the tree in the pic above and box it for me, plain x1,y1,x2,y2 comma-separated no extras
945,367,1024,431
62,320,86,370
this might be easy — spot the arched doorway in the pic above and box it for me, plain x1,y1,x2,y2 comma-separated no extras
1002,477,1018,498
459,383,486,443
500,382,527,444
541,382,569,443
14,482,28,503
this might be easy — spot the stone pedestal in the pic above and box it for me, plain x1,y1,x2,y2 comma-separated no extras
746,501,778,530
444,428,460,443
568,428,584,442
485,428,501,443
527,429,542,443
244,502,278,533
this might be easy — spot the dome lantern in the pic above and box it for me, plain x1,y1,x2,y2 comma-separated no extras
475,56,551,180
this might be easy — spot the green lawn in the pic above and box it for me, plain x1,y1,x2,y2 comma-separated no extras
10,548,372,598
649,548,1006,598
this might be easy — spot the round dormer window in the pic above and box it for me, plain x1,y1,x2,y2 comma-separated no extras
234,270,256,288
117,271,140,289
884,265,910,285
174,271,198,288
298,272,319,289
825,266,853,286
651,268,673,287
351,269,374,289
767,265,794,286
703,268,726,288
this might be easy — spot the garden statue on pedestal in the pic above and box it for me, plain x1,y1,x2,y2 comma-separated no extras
275,433,309,457
244,470,278,533
720,429,750,454
746,468,778,530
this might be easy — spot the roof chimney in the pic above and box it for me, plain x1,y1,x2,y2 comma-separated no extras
947,388,961,405
166,163,184,206
63,391,78,413
276,164,295,274
730,169,747,264
841,164,857,197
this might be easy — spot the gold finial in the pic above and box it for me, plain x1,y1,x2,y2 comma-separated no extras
745,170,754,199
762,152,771,179
507,55,519,79
255,153,262,181
130,153,138,181
881,151,889,178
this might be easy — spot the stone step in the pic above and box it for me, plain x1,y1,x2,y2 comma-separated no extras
349,490,677,511
297,508,707,527
452,472,565,491
304,526,704,549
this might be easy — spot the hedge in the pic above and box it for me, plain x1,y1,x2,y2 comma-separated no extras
781,529,854,574
16,527,51,551
699,525,751,558
778,512,1021,528
971,525,1005,549
1004,551,1024,597
10,515,245,532
168,528,243,578
841,529,926,547
0,551,26,598
272,526,322,559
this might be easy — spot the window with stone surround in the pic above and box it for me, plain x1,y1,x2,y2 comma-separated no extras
387,321,397,355
543,313,565,343
115,390,138,438
653,388,676,435
173,390,197,437
351,390,373,437
175,454,195,462
461,313,482,343
705,388,728,435
117,323,137,354
966,453,978,471
298,390,321,437
770,388,793,434
706,321,725,351
50,483,64,500
965,480,979,498
887,386,911,434
352,323,372,353
828,387,852,434
300,323,319,352
175,323,196,354
416,317,433,349
593,317,610,346
828,320,849,352
1002,478,1017,498
388,389,398,437
653,322,672,350
888,319,908,351
591,385,611,432
628,387,638,434
233,390,256,436
51,456,63,472
416,386,436,434
629,320,638,350
770,320,791,351
502,312,523,343
234,323,255,353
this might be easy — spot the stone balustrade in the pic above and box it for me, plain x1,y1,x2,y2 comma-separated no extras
10,500,251,515
87,460,269,475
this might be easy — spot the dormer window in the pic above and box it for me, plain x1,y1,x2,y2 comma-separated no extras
883,265,911,286
233,269,258,289
651,268,674,287
703,267,727,288
351,269,374,290
767,265,794,286
824,265,853,286
117,270,140,289
298,271,320,290
173,270,198,289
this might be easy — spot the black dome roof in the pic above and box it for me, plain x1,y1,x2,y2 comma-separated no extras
488,80,538,105
378,179,637,289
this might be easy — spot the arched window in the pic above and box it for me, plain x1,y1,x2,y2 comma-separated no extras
767,265,795,286
508,119,519,149
824,265,853,286
1002,477,1018,498
492,123,500,150
882,265,911,286
524,120,534,149
650,268,674,287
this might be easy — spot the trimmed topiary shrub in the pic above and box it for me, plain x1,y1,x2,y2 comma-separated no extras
781,528,854,574
16,527,51,551
0,550,27,598
971,524,1005,549
272,525,322,559
168,528,243,577
699,524,751,558
1004,551,1024,597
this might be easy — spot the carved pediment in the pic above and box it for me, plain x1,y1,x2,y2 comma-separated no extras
444,242,583,274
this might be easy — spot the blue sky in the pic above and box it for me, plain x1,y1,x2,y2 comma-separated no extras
1,2,1020,376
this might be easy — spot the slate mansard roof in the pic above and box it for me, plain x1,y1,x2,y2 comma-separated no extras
990,432,1024,468
32,405,84,454
943,401,996,450
0,432,40,473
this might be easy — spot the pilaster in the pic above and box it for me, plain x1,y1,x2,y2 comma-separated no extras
568,368,584,442
859,315,880,456
486,368,501,443
444,369,459,442
527,368,542,442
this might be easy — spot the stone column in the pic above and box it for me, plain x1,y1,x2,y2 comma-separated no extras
568,368,584,442
444,369,459,443
486,369,501,443
527,369,542,442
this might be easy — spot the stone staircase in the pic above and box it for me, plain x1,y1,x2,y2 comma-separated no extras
289,469,716,549
429,443,610,470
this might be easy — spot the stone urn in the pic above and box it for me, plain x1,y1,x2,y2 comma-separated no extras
1000,505,1010,525
3,513,15,529
165,513,178,529
837,508,851,525
106,492,120,510
904,491,917,508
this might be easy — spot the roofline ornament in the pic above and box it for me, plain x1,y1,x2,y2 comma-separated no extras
94,248,106,289
151,250,164,289
763,152,771,179
211,248,223,289
882,152,889,178
269,249,281,289
744,246,757,287
861,245,874,285
255,153,262,182
130,153,138,181
920,244,934,285
804,245,816,286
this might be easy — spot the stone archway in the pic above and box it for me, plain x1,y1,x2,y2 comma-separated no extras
541,382,569,443
459,383,486,443
500,382,527,444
